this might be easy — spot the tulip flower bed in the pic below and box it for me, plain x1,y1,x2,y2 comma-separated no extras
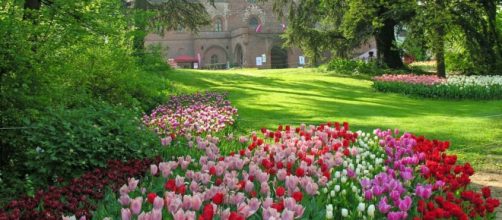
143,92,238,146
373,74,502,99
95,122,499,220
0,157,161,220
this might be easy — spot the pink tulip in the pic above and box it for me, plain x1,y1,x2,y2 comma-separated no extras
190,195,202,210
173,209,185,220
305,181,318,195
263,197,273,209
119,184,130,195
260,182,270,195
189,180,199,193
284,197,296,211
151,209,162,220
128,178,139,191
118,194,130,206
244,180,254,192
153,196,164,210
282,209,295,220
220,208,231,220
121,208,131,220
168,197,182,214
130,197,143,215
150,164,158,176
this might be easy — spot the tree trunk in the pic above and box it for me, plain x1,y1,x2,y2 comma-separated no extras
24,0,41,10
23,0,41,20
434,26,446,78
480,0,502,73
375,19,404,69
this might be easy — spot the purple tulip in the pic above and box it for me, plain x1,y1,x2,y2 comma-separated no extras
378,197,391,213
398,196,412,211
387,211,407,220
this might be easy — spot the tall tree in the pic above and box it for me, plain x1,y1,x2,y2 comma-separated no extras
410,0,502,76
265,0,416,69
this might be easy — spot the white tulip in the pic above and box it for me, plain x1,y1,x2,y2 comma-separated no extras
334,185,340,192
335,171,341,178
326,204,333,211
357,203,365,212
326,209,334,219
341,176,347,183
330,190,335,197
367,204,375,217
341,208,349,217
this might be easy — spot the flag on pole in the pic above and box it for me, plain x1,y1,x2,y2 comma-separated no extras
255,23,262,33
281,23,286,32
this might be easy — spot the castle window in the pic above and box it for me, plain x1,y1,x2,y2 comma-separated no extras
247,0,257,3
214,18,223,32
211,54,219,64
248,17,259,28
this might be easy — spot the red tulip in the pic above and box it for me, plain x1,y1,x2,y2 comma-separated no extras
276,186,285,197
292,191,303,202
212,192,224,205
229,212,245,220
295,168,305,177
147,193,157,204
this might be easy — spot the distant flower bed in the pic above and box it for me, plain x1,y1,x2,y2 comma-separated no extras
98,122,499,220
373,74,502,99
143,92,238,145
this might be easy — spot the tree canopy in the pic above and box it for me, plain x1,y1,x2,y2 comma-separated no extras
265,0,502,75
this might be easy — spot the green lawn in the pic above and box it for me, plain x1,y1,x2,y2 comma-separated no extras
167,68,502,172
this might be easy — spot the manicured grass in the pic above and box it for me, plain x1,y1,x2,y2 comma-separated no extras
167,68,502,172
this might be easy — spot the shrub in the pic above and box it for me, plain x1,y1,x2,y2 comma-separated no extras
24,102,160,179
326,58,383,76
0,102,162,205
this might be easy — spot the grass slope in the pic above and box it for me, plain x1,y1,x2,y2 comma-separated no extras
167,68,502,172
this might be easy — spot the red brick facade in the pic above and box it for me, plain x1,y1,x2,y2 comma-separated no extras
144,0,304,68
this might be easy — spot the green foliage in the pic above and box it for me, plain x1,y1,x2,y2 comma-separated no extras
326,58,383,76
23,102,160,181
324,58,427,76
407,0,502,76
266,0,414,68
0,0,174,205
373,81,502,100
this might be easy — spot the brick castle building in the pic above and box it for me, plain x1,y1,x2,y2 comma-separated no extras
144,0,304,69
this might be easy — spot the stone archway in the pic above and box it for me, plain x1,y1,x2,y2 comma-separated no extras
271,46,288,68
203,45,228,67
234,44,244,67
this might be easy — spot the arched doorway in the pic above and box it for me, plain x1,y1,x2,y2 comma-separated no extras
271,46,288,68
203,45,227,68
234,44,243,67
